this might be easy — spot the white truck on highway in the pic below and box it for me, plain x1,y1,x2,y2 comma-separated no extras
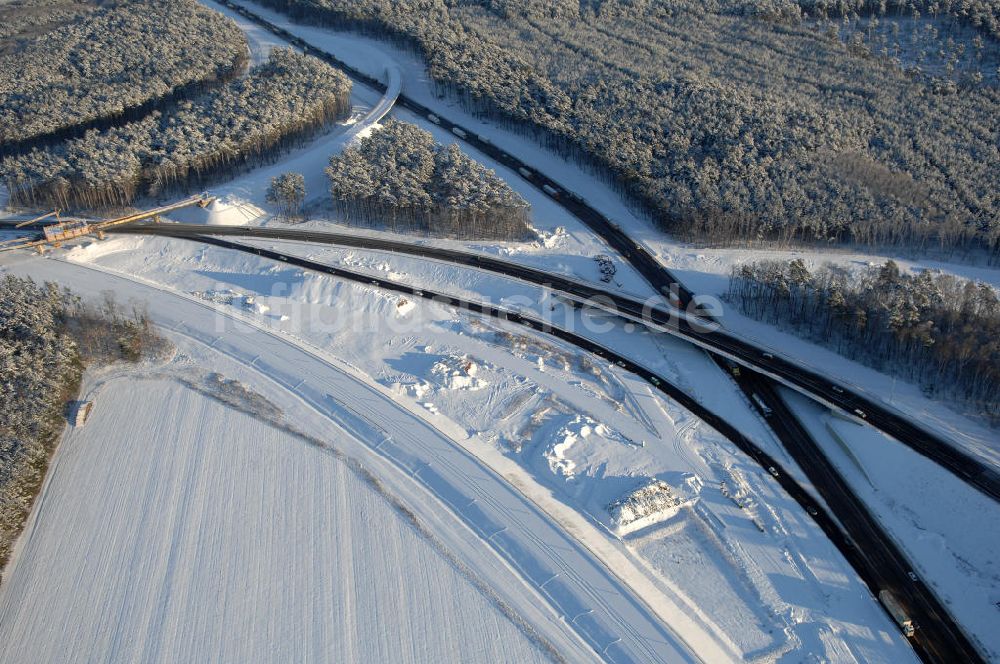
879,590,915,637
751,393,773,417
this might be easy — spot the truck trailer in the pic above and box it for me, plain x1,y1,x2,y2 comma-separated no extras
879,590,916,637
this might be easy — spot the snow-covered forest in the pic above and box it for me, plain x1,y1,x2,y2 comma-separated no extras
0,0,248,154
0,276,169,575
0,276,79,574
258,0,999,257
1,49,352,209
0,0,98,45
326,120,531,240
796,0,999,40
727,259,1000,422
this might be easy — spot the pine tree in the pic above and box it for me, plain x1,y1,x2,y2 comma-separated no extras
326,119,531,240
266,172,306,221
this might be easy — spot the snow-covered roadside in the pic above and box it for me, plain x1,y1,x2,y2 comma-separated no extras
174,2,401,213
227,236,786,460
718,304,1000,465
209,0,276,65
32,235,919,662
200,0,658,299
3,254,731,663
224,0,998,462
783,389,1000,660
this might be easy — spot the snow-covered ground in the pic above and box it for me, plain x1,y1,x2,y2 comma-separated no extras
784,389,1000,660
1,1,993,660
5,237,917,662
219,235,787,460
197,0,1000,464
0,377,557,664
2,256,722,663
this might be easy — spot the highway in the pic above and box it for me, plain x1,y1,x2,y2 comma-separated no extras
6,0,984,658
112,222,1000,505
203,0,1000,510
391,110,1000,506
139,229,980,662
733,371,980,662
204,0,998,508
120,2,994,657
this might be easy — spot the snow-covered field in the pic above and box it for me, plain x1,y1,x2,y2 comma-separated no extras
1,1,995,661
1,257,714,662
0,377,555,664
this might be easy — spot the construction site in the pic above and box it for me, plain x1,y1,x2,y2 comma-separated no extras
0,194,214,253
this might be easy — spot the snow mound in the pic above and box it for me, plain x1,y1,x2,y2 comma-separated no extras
534,225,567,250
64,236,144,262
430,354,487,391
547,431,579,478
242,296,270,315
168,196,264,226
608,479,683,535
402,353,491,402
543,414,613,479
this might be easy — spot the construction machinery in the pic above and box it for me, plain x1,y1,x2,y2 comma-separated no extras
15,209,62,229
